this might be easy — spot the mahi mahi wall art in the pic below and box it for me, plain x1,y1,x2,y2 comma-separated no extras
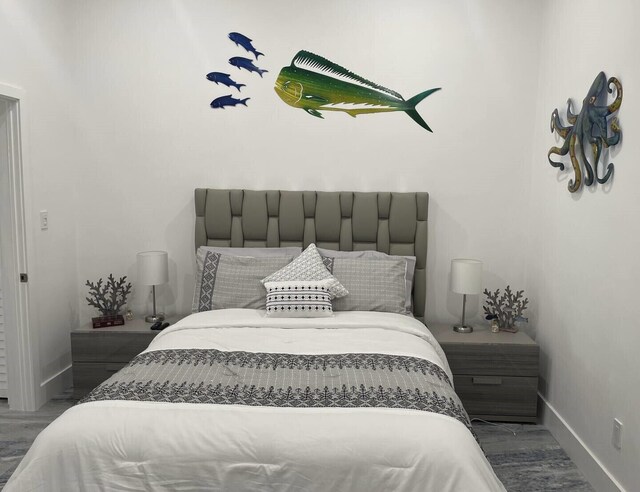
274,50,441,132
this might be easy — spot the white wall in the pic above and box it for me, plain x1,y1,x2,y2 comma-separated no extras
0,0,79,405
526,0,640,489
69,0,542,324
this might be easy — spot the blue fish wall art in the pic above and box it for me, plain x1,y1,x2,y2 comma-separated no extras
229,57,268,78
206,72,245,92
210,94,250,109
228,32,264,60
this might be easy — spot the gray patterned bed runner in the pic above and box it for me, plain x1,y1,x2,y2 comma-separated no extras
81,349,475,437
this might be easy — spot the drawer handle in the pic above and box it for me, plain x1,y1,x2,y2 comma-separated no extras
472,376,502,385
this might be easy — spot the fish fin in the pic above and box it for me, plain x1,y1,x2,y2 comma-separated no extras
258,69,268,78
405,110,431,132
291,50,403,100
346,111,358,118
235,84,245,92
255,51,264,59
241,98,250,106
405,88,441,132
303,94,328,104
305,108,324,119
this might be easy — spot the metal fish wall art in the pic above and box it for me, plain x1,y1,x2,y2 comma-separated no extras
207,32,266,110
206,72,245,92
274,50,441,132
229,57,268,78
228,32,264,60
210,95,250,109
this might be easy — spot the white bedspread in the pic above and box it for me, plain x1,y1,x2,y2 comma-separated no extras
6,310,506,491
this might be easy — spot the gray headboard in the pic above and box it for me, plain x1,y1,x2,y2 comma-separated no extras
195,189,428,319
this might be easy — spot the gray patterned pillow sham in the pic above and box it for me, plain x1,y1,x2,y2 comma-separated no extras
192,250,293,312
322,257,410,315
318,248,416,314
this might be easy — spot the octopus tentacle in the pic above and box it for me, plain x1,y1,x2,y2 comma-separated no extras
548,135,571,170
607,77,623,114
578,137,594,186
604,117,621,147
550,108,572,138
566,99,578,124
567,134,582,193
592,140,614,184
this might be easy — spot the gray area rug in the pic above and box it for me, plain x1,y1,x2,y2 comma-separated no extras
1,399,593,491
474,421,594,491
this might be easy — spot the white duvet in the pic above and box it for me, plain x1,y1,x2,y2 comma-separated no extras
6,310,506,491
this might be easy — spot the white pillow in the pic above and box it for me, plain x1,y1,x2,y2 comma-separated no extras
264,279,334,318
261,244,348,299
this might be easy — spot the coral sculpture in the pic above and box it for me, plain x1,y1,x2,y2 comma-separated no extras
483,286,529,333
86,274,132,317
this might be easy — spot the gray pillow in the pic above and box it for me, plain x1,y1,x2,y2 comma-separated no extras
193,250,293,312
197,246,302,257
318,248,415,313
322,256,410,315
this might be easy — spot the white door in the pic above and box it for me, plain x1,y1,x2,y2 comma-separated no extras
0,271,7,398
0,99,8,398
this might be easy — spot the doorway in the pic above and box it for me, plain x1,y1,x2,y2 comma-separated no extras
0,85,38,410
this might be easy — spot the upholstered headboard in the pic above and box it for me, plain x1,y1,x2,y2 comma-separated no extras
194,189,429,318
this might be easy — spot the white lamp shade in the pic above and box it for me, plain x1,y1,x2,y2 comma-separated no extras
137,251,169,286
450,259,483,295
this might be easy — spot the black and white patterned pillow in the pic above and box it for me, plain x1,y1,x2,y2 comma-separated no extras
261,244,348,298
264,279,334,318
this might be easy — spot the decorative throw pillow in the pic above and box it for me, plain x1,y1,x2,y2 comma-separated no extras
318,248,416,314
323,257,409,314
261,244,348,299
264,279,334,318
192,250,293,312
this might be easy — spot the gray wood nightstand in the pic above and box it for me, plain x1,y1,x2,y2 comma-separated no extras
71,317,181,399
429,324,540,423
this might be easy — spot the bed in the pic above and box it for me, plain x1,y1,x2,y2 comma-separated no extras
6,189,505,491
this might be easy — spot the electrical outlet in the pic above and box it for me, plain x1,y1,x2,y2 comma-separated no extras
612,419,623,450
39,210,48,230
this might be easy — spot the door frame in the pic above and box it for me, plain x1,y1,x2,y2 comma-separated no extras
0,83,40,410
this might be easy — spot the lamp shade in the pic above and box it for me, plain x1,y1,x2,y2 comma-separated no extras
450,259,482,295
137,251,169,286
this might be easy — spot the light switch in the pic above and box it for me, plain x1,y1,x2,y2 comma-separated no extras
40,210,48,230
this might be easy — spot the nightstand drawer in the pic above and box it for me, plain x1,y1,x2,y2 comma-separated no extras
444,344,539,377
72,362,127,398
454,375,538,419
71,331,155,363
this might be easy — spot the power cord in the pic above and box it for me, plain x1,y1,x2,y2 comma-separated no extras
471,417,517,436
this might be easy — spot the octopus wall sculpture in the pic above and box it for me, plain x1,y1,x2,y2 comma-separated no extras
548,71,623,193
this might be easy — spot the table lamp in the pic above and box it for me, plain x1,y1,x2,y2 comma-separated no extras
137,251,169,323
450,258,483,333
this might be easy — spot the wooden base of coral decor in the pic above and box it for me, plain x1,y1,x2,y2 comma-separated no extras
500,325,519,333
92,315,125,328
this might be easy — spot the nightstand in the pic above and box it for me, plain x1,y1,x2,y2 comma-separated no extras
429,324,540,423
71,317,181,399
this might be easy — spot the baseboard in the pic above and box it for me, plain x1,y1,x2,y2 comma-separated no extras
539,394,625,492
40,364,72,406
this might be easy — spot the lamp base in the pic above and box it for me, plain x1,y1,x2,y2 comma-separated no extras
145,313,165,323
453,324,473,333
